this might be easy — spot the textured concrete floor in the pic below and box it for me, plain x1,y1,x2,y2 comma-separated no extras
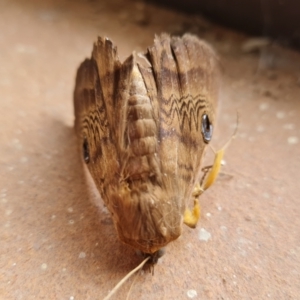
1,0,300,299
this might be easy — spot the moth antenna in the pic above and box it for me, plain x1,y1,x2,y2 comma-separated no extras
209,111,239,154
103,256,150,300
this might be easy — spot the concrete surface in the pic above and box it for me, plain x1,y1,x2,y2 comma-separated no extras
1,0,300,299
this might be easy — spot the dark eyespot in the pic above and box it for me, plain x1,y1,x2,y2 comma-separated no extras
201,114,213,143
82,137,90,163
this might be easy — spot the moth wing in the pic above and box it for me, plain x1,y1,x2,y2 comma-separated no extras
92,38,137,160
73,38,121,197
142,34,220,202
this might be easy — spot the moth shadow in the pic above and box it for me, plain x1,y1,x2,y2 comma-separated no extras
43,117,141,280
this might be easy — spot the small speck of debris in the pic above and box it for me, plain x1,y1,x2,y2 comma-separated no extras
276,111,286,119
187,289,197,298
217,206,222,211
245,215,252,221
221,159,226,166
256,125,265,132
78,252,86,259
5,209,13,216
20,157,28,163
287,136,298,145
69,296,75,300
67,207,73,213
51,215,56,219
283,123,295,130
198,228,211,241
206,212,211,217
259,103,269,111
41,263,47,270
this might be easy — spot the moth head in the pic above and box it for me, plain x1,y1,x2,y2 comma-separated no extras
201,114,213,143
148,248,165,264
82,137,90,163
136,247,166,265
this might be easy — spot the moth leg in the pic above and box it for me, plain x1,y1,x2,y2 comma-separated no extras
199,165,213,187
201,148,225,191
202,165,213,172
184,198,201,228
184,148,226,229
184,115,238,229
192,182,203,198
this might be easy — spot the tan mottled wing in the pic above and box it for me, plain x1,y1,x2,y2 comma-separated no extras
139,33,220,204
73,38,122,199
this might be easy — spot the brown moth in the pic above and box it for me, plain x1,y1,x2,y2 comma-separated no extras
73,34,220,262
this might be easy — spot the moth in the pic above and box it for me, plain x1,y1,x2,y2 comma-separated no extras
73,34,221,262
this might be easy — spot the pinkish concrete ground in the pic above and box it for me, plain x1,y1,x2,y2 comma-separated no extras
1,0,300,299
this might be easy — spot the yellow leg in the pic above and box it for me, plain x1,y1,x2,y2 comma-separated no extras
192,183,204,198
184,114,238,228
201,148,225,191
184,198,200,228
